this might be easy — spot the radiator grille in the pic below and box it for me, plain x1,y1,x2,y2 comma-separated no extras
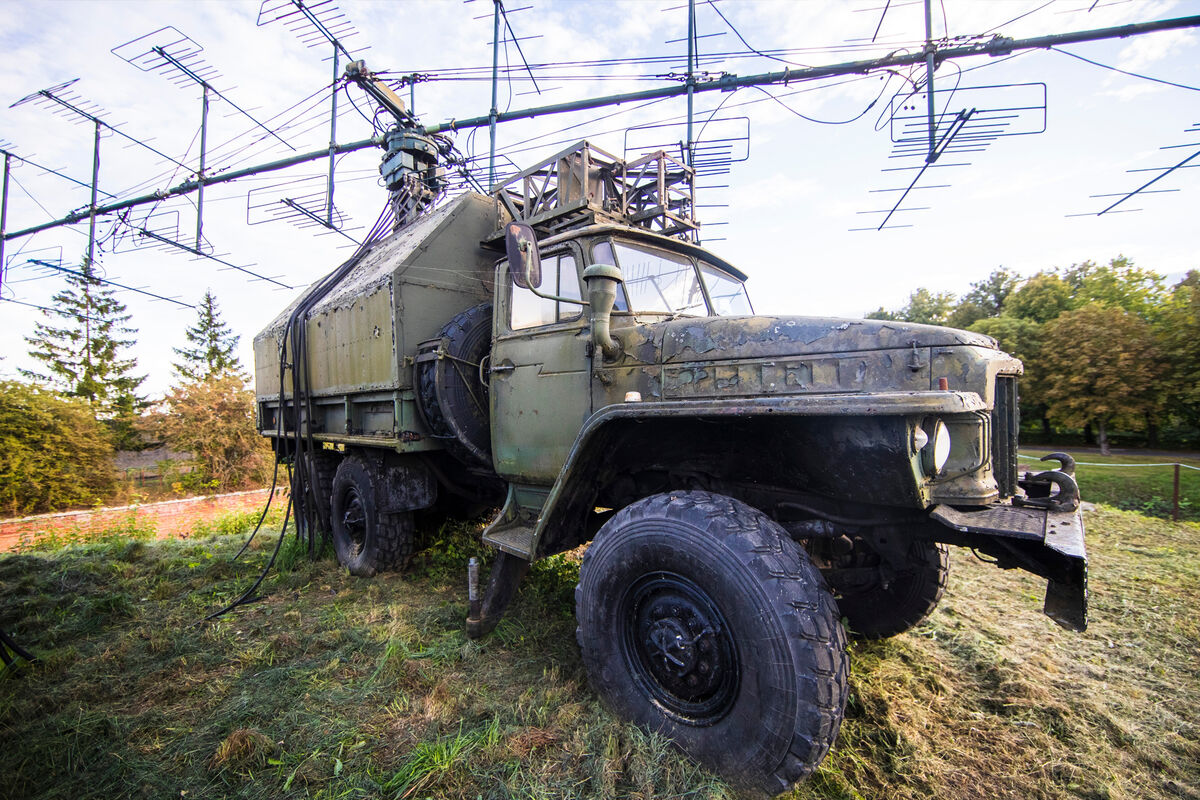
992,375,1020,497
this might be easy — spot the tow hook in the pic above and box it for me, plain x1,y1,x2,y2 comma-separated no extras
1039,451,1076,476
1015,454,1081,512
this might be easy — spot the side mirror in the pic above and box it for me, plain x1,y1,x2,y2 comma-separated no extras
504,221,542,289
582,263,624,361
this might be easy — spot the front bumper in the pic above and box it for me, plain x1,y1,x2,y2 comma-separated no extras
931,502,1088,632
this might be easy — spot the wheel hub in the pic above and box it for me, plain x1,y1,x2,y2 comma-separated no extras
622,574,738,724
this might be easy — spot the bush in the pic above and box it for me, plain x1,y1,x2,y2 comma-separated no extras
0,380,117,515
142,372,272,493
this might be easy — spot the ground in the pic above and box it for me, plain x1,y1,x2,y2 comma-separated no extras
0,505,1197,799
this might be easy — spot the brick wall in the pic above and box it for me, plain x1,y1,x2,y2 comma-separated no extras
0,488,288,553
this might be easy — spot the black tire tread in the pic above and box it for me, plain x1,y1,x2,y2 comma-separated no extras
576,490,849,795
835,538,949,640
330,455,415,577
417,303,492,467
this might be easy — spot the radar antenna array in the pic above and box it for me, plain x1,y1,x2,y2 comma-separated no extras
1068,122,1199,217
853,82,1047,230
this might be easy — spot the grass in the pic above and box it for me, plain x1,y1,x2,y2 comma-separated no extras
1021,448,1200,522
1,505,1198,799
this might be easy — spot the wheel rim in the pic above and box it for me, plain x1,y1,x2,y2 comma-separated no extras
339,487,368,554
620,571,739,725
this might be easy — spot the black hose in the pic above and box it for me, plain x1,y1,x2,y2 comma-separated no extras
232,457,282,562
201,491,294,623
200,201,397,624
0,627,37,668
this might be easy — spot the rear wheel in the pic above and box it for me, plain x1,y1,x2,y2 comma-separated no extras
329,456,414,577
575,491,848,795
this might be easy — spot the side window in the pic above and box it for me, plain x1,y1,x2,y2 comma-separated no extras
591,240,629,311
510,253,582,330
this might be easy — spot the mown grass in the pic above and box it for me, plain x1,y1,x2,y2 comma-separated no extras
1,505,1197,799
1021,448,1200,522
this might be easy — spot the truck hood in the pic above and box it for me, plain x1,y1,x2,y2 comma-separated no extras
656,315,996,364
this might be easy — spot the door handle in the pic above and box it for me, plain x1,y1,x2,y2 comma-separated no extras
491,362,515,375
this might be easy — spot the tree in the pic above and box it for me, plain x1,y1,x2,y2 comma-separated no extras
1039,303,1162,455
1156,270,1200,428
948,268,1019,328
172,289,243,381
143,372,272,493
1006,271,1073,323
0,381,116,515
866,287,956,326
969,315,1050,433
1063,255,1168,322
20,257,146,448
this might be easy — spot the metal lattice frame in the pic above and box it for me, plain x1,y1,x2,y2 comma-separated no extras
491,140,698,239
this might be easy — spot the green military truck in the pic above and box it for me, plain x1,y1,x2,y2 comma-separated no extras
254,137,1086,795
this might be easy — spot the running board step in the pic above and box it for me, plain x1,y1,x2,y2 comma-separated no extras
481,483,549,559
482,522,536,559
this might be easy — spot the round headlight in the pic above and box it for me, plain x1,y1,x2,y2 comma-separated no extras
920,418,952,476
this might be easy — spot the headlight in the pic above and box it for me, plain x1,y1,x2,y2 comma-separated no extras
915,418,952,476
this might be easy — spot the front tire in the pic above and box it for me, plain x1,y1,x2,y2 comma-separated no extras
329,456,414,577
824,536,949,639
575,491,848,796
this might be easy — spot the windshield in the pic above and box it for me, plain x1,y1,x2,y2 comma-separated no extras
596,239,752,316
700,263,753,315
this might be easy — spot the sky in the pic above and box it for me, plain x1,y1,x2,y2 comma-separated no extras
1,0,1197,397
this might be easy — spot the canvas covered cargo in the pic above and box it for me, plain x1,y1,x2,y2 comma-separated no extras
253,191,501,450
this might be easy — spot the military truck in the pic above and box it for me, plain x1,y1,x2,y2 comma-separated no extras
254,131,1087,794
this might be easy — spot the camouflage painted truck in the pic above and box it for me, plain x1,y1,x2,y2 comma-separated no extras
254,137,1087,795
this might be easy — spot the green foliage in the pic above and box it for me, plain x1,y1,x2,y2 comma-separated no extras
866,287,956,326
19,257,146,448
1063,255,1168,322
1005,271,1073,323
876,256,1199,446
142,372,272,492
1156,270,1200,427
947,268,1019,328
172,289,244,382
15,513,156,553
0,380,117,515
1040,303,1162,453
969,315,1046,408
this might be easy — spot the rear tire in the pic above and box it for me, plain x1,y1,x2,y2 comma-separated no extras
329,456,414,577
576,491,848,796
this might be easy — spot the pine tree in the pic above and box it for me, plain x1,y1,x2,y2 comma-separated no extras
172,289,243,382
20,257,146,444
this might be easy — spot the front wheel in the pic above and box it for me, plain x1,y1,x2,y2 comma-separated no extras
329,456,414,577
824,536,949,639
575,491,848,796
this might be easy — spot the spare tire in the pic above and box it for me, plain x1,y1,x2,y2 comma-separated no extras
417,302,493,467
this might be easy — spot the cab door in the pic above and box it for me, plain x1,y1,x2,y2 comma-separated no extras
490,245,592,485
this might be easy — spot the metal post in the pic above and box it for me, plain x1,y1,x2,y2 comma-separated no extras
327,43,340,227
489,0,501,190
88,119,100,267
924,0,937,162
196,85,209,250
686,0,696,167
1173,463,1181,522
0,153,10,294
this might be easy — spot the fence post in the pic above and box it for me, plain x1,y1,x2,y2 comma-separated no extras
1173,463,1181,522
